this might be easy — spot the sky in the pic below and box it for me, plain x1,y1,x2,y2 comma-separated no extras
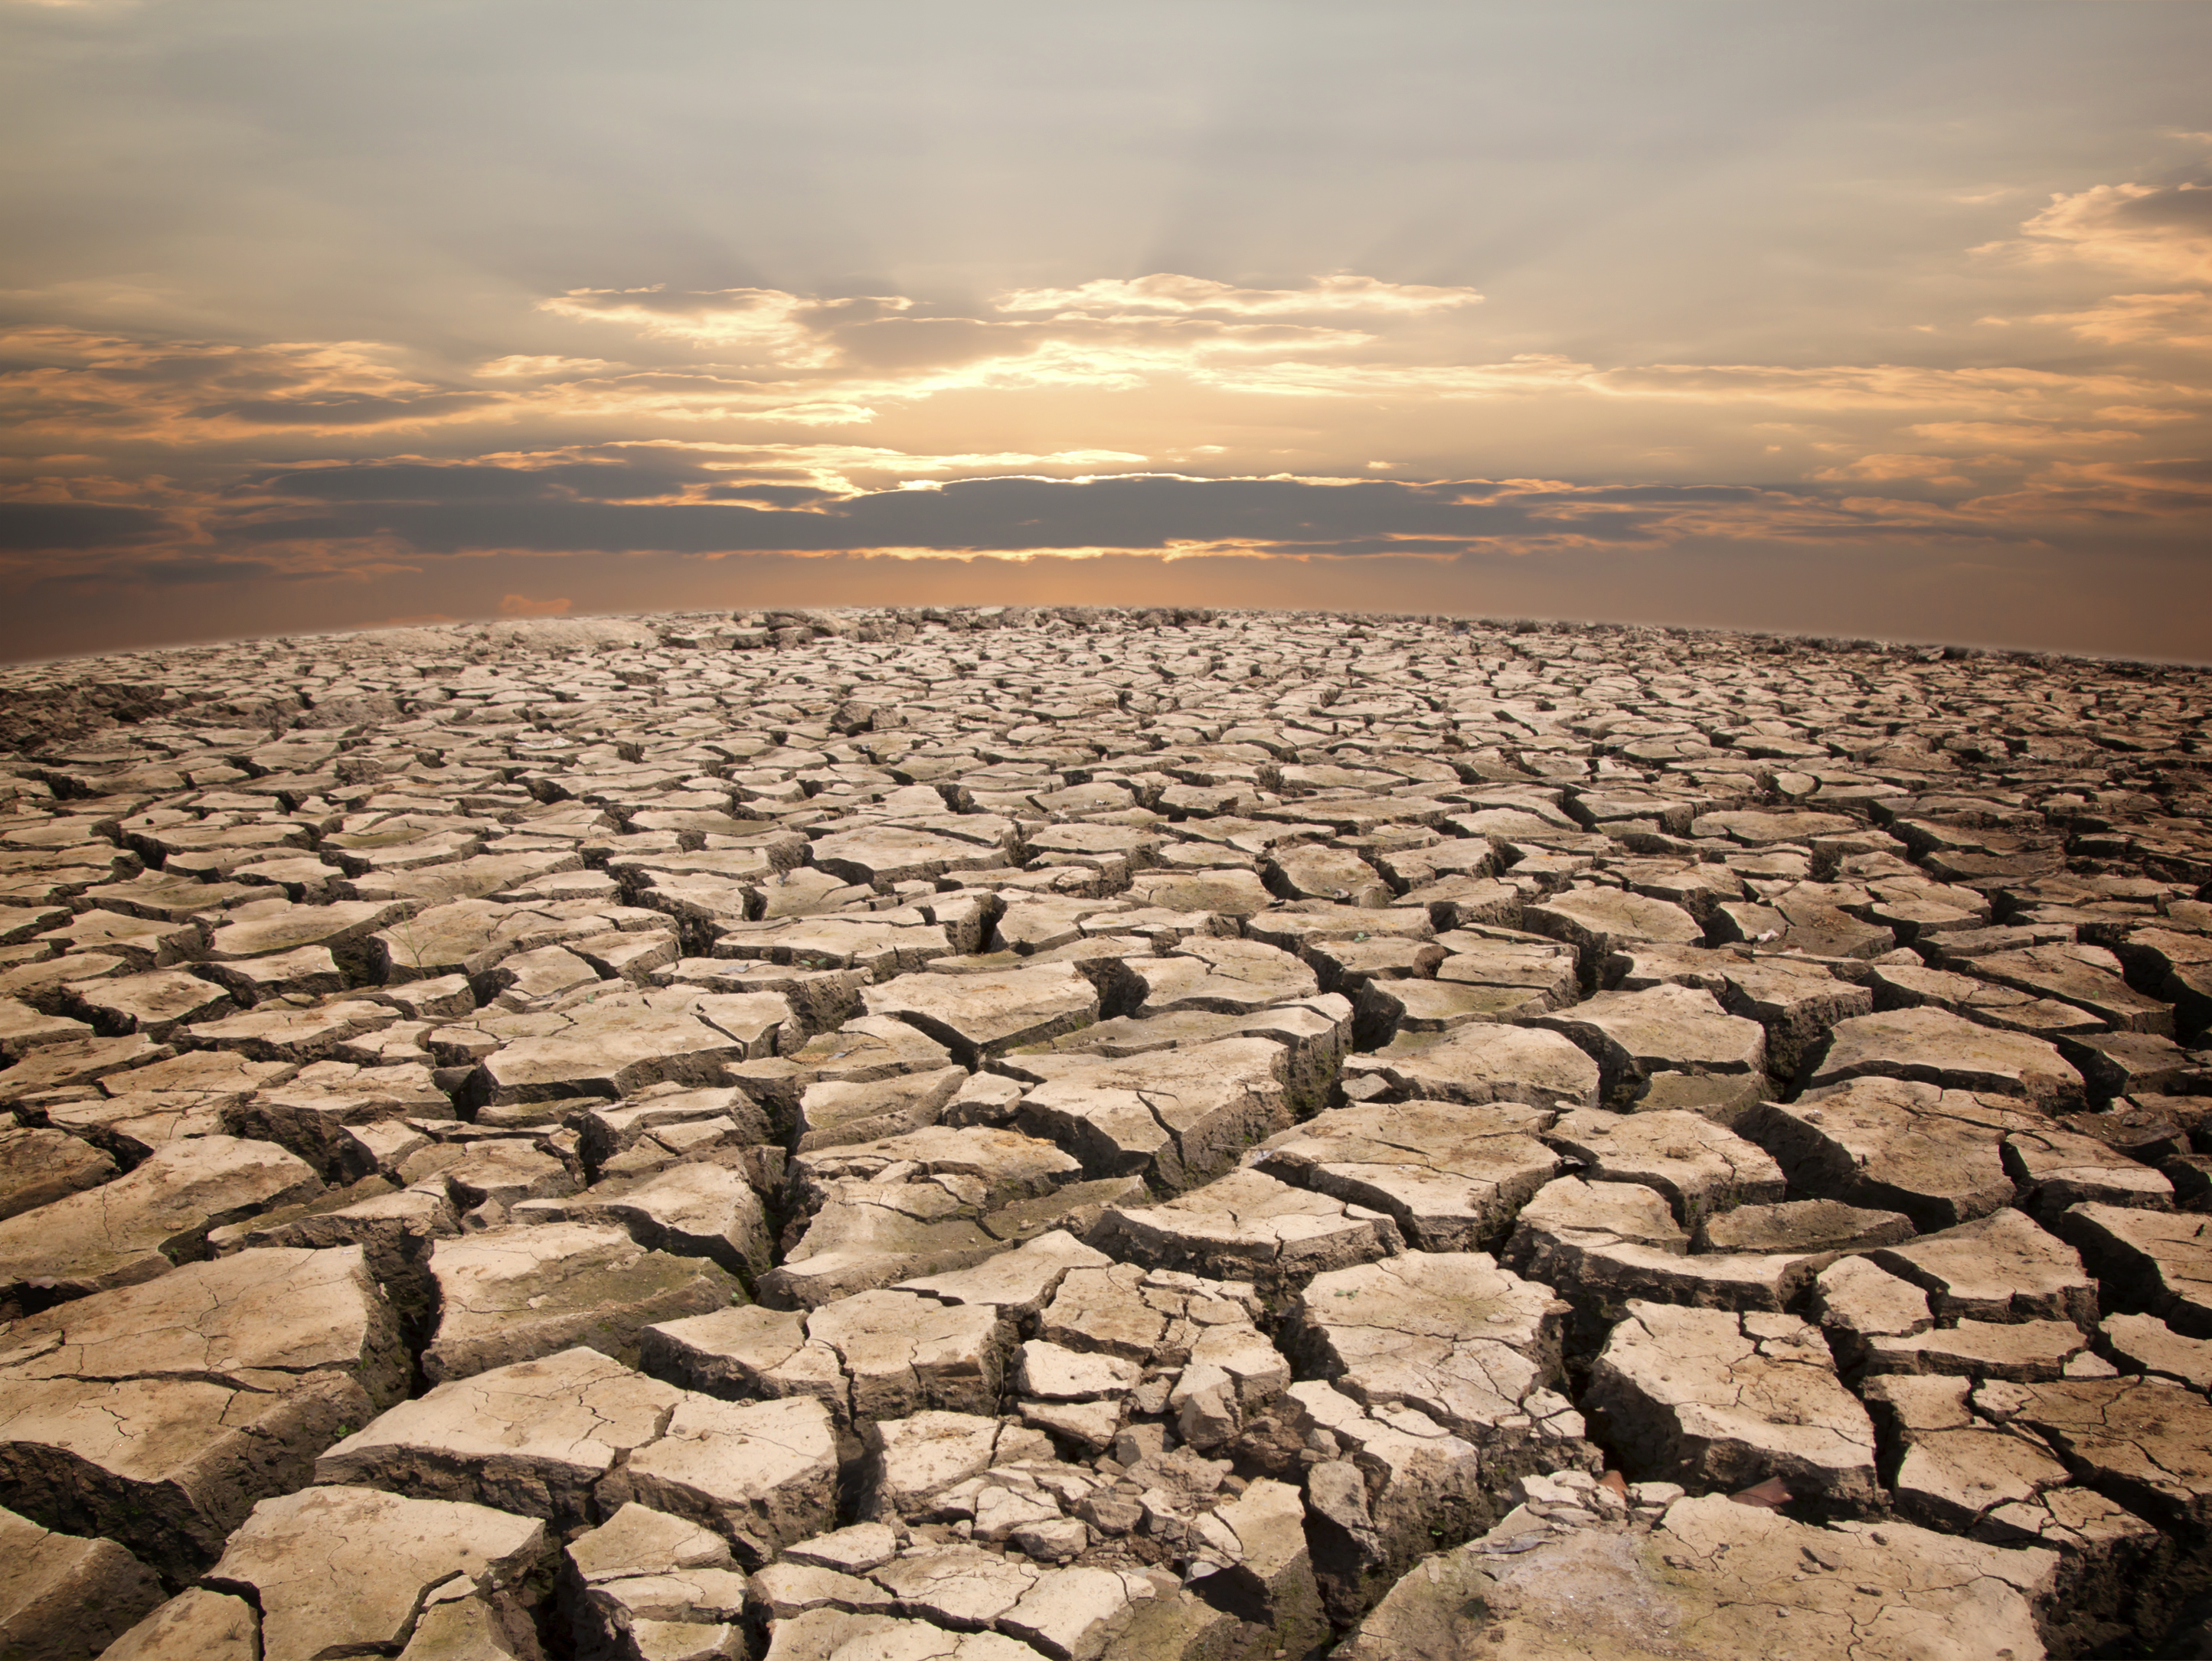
2,1,2209,662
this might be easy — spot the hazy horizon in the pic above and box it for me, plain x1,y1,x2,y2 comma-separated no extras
5,1,2208,662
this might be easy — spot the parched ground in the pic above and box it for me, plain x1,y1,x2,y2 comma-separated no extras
0,604,2208,1661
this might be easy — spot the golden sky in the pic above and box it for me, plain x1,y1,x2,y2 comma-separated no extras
3,1,2209,658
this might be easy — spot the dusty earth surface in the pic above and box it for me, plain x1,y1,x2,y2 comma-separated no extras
0,604,2207,1661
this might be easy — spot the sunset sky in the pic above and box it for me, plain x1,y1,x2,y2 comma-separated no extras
3,1,2208,661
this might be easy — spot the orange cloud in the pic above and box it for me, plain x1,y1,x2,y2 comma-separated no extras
1952,455,2212,524
1905,421,2140,449
496,593,572,616
475,354,619,378
0,326,503,442
1594,361,2177,414
2024,291,2212,348
537,287,913,366
1808,453,1974,485
691,445,1153,492
1997,181,2212,284
992,272,1484,317
2095,403,2198,423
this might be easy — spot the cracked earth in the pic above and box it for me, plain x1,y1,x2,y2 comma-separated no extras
0,604,2207,1659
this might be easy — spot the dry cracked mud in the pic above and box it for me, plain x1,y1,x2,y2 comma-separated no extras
0,602,2207,1659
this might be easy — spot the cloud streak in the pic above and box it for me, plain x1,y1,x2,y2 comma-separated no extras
2,466,2131,596
1999,180,2212,285
992,273,1485,317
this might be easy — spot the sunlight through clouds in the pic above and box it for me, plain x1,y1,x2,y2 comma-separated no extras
991,273,1485,317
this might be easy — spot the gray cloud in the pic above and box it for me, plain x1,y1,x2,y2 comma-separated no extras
214,477,1415,556
215,471,1953,561
0,502,174,550
2116,184,2212,230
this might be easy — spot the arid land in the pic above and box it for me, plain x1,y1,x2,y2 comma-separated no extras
1,605,2210,1660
